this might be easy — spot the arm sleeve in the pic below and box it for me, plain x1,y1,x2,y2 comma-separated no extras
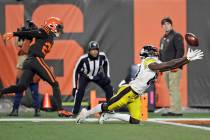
72,57,84,88
174,33,184,58
13,30,45,39
103,54,110,77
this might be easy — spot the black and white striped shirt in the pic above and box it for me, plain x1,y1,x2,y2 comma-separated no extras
73,52,110,88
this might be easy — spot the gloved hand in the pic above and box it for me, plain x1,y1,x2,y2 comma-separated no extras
72,88,77,97
3,32,13,41
187,48,204,61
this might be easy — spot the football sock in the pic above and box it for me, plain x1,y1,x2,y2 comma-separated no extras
86,103,102,117
29,83,40,109
13,79,23,109
106,113,130,122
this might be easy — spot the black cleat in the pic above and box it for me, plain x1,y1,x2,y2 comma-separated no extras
8,109,19,117
58,110,73,117
0,91,3,98
34,109,41,117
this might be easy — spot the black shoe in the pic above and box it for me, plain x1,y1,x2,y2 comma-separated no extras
161,112,183,116
34,109,41,117
8,109,19,117
0,91,3,98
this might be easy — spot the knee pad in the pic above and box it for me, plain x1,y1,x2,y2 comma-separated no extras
129,117,140,124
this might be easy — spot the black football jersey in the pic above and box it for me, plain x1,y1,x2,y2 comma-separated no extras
13,28,54,58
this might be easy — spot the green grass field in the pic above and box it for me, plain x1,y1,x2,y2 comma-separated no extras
0,112,210,140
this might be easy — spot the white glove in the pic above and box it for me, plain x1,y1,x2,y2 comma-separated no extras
187,48,204,61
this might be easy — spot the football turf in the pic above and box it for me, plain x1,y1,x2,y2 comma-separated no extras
0,112,210,140
0,121,210,140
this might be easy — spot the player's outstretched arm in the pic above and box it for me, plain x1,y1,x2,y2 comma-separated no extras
13,30,44,38
148,57,189,72
3,30,44,41
148,48,204,72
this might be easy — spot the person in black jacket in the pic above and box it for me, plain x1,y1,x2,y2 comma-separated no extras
159,17,184,116
72,41,113,115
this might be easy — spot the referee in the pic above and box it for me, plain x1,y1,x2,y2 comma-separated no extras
72,41,113,115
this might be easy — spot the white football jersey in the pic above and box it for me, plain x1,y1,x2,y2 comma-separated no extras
129,57,161,95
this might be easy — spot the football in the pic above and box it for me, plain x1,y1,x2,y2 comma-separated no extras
185,33,199,47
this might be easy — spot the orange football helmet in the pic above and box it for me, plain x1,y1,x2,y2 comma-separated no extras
44,17,64,37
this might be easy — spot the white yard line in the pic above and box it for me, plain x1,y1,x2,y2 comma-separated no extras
148,118,210,121
148,118,210,131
